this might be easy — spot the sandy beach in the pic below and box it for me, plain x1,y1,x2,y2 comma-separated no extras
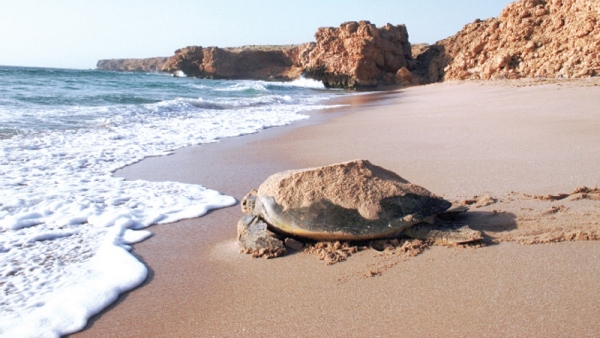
71,78,600,337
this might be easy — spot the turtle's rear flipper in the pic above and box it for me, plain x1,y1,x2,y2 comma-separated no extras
402,224,483,245
436,206,469,221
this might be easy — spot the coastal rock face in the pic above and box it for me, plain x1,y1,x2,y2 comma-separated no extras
161,46,205,76
419,0,600,82
161,45,309,80
96,57,169,72
303,21,414,88
160,21,416,88
409,45,449,84
96,1,599,86
95,21,415,88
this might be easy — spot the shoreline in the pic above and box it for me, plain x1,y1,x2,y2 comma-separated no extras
73,79,600,337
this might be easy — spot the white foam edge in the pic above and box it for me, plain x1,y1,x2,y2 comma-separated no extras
287,77,326,89
0,197,235,337
0,223,146,338
173,70,187,78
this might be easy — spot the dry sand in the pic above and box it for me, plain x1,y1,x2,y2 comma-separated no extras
71,78,600,337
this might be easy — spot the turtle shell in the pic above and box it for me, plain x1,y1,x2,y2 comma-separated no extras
249,160,451,241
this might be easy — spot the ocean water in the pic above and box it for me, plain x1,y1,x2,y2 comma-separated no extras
0,66,345,337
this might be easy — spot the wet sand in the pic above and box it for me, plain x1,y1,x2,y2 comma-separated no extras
72,78,600,337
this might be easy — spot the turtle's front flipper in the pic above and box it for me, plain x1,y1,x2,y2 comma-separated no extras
237,215,286,258
402,224,483,245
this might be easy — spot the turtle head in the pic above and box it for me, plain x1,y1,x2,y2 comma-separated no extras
241,189,258,214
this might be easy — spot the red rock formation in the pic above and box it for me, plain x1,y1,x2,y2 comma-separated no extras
96,22,415,88
161,46,205,76
303,21,414,88
97,2,599,87
420,0,600,82
159,22,415,88
96,57,169,72
161,45,309,81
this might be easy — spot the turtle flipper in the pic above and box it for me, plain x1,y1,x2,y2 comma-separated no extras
237,215,286,258
402,224,483,245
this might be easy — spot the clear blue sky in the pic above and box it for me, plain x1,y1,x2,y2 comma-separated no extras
0,0,513,69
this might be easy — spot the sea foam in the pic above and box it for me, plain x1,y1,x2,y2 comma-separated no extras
0,90,337,336
287,77,326,89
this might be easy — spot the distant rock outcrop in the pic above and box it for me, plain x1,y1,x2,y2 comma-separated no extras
303,21,415,88
96,57,169,72
414,0,600,82
161,45,309,81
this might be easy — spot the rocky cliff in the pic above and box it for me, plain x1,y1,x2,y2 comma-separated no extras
159,21,414,88
96,21,415,88
415,0,600,82
303,21,414,88
96,57,169,72
161,44,308,81
97,0,599,87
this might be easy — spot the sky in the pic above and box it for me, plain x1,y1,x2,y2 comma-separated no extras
0,0,514,69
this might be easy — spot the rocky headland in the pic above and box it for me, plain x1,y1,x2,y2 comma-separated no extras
160,44,308,81
97,21,413,89
96,57,169,72
97,0,599,88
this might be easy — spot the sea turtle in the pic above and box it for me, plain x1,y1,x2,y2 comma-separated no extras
237,160,483,258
